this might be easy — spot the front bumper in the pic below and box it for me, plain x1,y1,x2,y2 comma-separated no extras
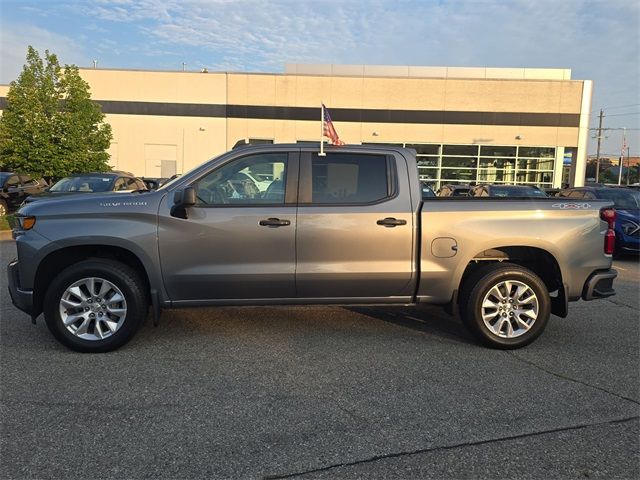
7,260,35,316
582,269,617,301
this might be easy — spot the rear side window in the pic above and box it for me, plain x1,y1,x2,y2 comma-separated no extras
310,153,391,204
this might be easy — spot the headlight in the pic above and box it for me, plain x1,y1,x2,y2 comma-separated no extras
621,221,639,236
17,215,36,230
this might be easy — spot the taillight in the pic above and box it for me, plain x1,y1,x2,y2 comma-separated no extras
600,208,616,255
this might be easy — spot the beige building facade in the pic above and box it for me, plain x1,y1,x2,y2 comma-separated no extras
0,64,593,188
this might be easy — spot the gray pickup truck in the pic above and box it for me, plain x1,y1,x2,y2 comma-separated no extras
7,144,618,352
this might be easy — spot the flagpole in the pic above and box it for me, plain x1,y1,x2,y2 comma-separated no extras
319,102,326,156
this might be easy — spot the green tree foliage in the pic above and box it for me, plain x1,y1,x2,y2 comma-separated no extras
0,46,112,178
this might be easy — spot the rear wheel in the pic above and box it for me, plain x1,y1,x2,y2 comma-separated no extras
44,260,148,352
460,263,550,349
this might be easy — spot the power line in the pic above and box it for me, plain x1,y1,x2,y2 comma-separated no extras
589,127,640,130
590,103,640,114
589,103,640,116
602,111,640,117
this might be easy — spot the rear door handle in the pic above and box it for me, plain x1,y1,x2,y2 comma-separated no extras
376,217,407,227
259,218,291,227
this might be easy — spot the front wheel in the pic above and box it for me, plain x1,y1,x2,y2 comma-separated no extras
43,260,148,352
460,263,551,349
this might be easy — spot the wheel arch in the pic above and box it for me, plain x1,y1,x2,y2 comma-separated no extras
33,244,155,316
457,246,567,317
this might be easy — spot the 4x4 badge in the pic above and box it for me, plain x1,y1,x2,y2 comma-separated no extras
551,203,592,209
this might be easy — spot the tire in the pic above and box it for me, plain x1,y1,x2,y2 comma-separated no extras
0,199,7,217
459,263,551,349
43,259,148,353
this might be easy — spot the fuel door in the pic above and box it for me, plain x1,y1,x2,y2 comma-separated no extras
431,237,458,258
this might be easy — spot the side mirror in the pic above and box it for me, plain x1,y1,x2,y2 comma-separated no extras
170,186,196,219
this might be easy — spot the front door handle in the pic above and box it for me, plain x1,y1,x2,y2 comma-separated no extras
259,218,291,227
377,217,407,227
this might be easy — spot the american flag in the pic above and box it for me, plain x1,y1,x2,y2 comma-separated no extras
322,104,345,146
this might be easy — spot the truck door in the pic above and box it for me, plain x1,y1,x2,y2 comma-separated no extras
295,151,415,300
158,150,299,301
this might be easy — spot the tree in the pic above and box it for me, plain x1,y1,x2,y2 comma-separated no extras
0,46,112,178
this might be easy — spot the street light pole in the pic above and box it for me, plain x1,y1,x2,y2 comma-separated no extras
618,128,626,186
595,109,604,183
626,146,631,185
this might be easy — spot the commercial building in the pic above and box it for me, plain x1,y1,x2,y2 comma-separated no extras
0,63,593,188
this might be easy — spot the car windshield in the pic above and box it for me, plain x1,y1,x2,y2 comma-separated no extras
597,189,640,210
0,173,10,186
492,186,548,197
49,175,115,193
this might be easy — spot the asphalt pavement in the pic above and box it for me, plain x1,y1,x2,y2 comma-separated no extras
1,235,638,479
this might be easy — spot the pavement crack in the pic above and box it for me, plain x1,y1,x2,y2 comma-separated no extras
508,352,640,406
605,298,638,310
262,416,639,480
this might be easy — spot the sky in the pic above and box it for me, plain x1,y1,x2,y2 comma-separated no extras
0,0,638,156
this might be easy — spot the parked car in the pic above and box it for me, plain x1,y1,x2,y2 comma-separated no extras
141,178,169,191
0,172,47,215
8,144,617,352
420,182,436,199
24,171,147,204
470,184,548,198
558,186,640,255
543,187,562,197
437,184,470,197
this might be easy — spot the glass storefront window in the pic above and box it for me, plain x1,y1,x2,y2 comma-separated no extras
479,158,516,169
417,157,438,167
442,156,478,168
519,147,555,158
478,168,516,183
517,158,554,170
359,142,556,191
442,145,479,156
441,168,476,181
480,146,517,157
418,167,438,180
516,171,554,183
405,144,440,155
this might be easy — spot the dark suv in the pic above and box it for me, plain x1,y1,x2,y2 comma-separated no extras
0,173,47,216
558,186,640,255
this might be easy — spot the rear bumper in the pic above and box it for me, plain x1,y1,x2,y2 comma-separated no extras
582,269,617,301
7,260,35,316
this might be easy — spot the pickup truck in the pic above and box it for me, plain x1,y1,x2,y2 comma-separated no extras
7,144,618,352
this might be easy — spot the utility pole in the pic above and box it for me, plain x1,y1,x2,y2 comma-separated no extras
595,109,604,183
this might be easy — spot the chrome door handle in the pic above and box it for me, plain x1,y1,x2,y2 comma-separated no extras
376,217,407,227
259,218,291,227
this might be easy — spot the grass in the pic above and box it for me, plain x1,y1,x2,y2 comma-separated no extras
0,215,14,231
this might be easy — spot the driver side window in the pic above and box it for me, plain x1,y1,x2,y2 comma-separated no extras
194,153,288,205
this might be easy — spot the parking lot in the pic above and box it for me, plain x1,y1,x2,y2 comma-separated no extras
0,235,638,479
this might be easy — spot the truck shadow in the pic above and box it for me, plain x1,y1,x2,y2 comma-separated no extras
347,305,476,346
